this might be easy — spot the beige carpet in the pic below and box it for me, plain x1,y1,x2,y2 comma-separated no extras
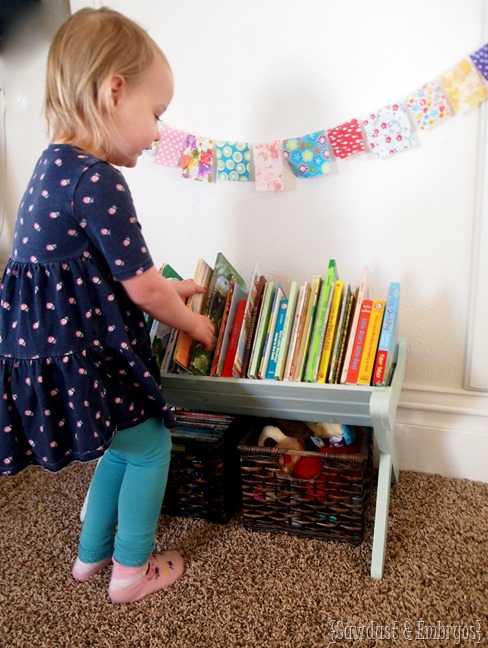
0,462,487,647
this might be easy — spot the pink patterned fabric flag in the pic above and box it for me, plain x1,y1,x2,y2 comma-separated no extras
154,125,187,167
253,141,284,192
327,119,365,159
470,43,488,82
439,58,487,112
406,80,452,130
180,134,215,182
282,130,330,177
361,103,415,160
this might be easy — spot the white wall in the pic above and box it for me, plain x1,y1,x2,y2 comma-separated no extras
2,0,487,481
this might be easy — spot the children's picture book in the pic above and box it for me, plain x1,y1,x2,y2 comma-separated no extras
247,281,275,379
265,298,288,379
283,281,311,381
344,298,373,384
304,260,338,383
222,298,248,377
210,282,236,376
189,252,246,375
327,283,354,384
148,264,183,370
274,280,298,381
145,263,183,332
316,279,344,383
241,275,267,378
293,274,321,381
357,299,386,385
340,266,370,384
160,327,179,374
258,284,286,379
173,257,213,372
233,264,261,379
373,282,401,386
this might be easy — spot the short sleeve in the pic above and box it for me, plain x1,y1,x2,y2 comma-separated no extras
73,161,154,281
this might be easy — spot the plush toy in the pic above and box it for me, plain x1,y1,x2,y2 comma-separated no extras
258,425,304,474
305,421,356,448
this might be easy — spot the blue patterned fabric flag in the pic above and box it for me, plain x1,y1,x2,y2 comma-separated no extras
283,130,330,178
361,103,415,159
216,141,251,181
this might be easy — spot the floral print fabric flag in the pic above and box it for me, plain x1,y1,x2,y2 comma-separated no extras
406,81,452,130
283,130,330,177
361,103,415,159
154,126,186,167
327,119,365,159
216,141,251,181
439,58,487,112
253,141,284,191
470,43,488,82
181,135,215,182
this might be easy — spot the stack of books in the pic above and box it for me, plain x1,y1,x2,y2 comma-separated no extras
150,253,400,387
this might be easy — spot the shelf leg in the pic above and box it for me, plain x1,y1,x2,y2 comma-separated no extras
370,451,392,580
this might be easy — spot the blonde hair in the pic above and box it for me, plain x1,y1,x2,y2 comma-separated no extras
45,7,166,157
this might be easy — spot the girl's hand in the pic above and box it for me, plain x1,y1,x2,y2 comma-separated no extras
174,279,206,302
189,313,215,350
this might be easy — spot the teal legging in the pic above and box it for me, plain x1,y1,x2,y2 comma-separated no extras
77,417,172,567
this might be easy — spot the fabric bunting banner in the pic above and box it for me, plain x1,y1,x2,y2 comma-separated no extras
144,40,488,191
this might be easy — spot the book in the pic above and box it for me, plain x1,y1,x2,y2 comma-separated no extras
210,282,236,377
265,298,288,379
327,284,354,384
258,284,286,379
357,299,386,385
222,298,248,377
212,283,247,376
316,279,344,383
274,280,299,381
304,260,338,382
233,264,261,378
189,252,246,376
160,327,179,374
340,266,370,384
283,281,311,381
241,275,267,378
373,282,401,386
247,280,275,379
173,257,213,372
145,263,183,332
293,274,322,381
344,298,373,384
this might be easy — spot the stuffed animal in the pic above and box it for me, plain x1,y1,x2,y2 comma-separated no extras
258,425,304,474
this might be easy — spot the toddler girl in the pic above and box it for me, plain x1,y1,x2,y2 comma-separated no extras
0,7,214,604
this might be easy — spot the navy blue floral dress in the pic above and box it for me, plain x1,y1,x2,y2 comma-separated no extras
0,144,176,476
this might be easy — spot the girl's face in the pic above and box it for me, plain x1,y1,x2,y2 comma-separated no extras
106,53,173,168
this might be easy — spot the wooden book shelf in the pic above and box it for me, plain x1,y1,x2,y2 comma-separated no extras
161,337,407,579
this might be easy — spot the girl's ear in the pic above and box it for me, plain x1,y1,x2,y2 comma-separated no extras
109,74,126,107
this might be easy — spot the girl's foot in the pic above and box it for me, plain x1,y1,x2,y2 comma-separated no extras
72,557,112,582
108,551,184,604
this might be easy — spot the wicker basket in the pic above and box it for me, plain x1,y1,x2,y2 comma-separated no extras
162,413,244,523
238,418,372,544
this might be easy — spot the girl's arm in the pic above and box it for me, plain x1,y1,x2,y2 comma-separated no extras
121,266,215,349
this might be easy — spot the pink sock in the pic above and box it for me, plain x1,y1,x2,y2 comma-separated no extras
108,551,184,604
72,557,112,582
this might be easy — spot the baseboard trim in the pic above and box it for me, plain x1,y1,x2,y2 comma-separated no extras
393,385,488,483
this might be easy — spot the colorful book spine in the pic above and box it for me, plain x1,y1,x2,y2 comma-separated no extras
340,266,370,384
265,298,288,379
373,282,401,386
222,299,247,377
160,327,179,374
344,299,373,384
274,281,299,381
241,275,267,378
327,284,354,384
247,281,275,379
210,282,236,377
357,299,386,385
293,274,322,382
283,282,310,381
258,285,285,379
316,280,344,383
232,264,261,378
304,260,338,382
